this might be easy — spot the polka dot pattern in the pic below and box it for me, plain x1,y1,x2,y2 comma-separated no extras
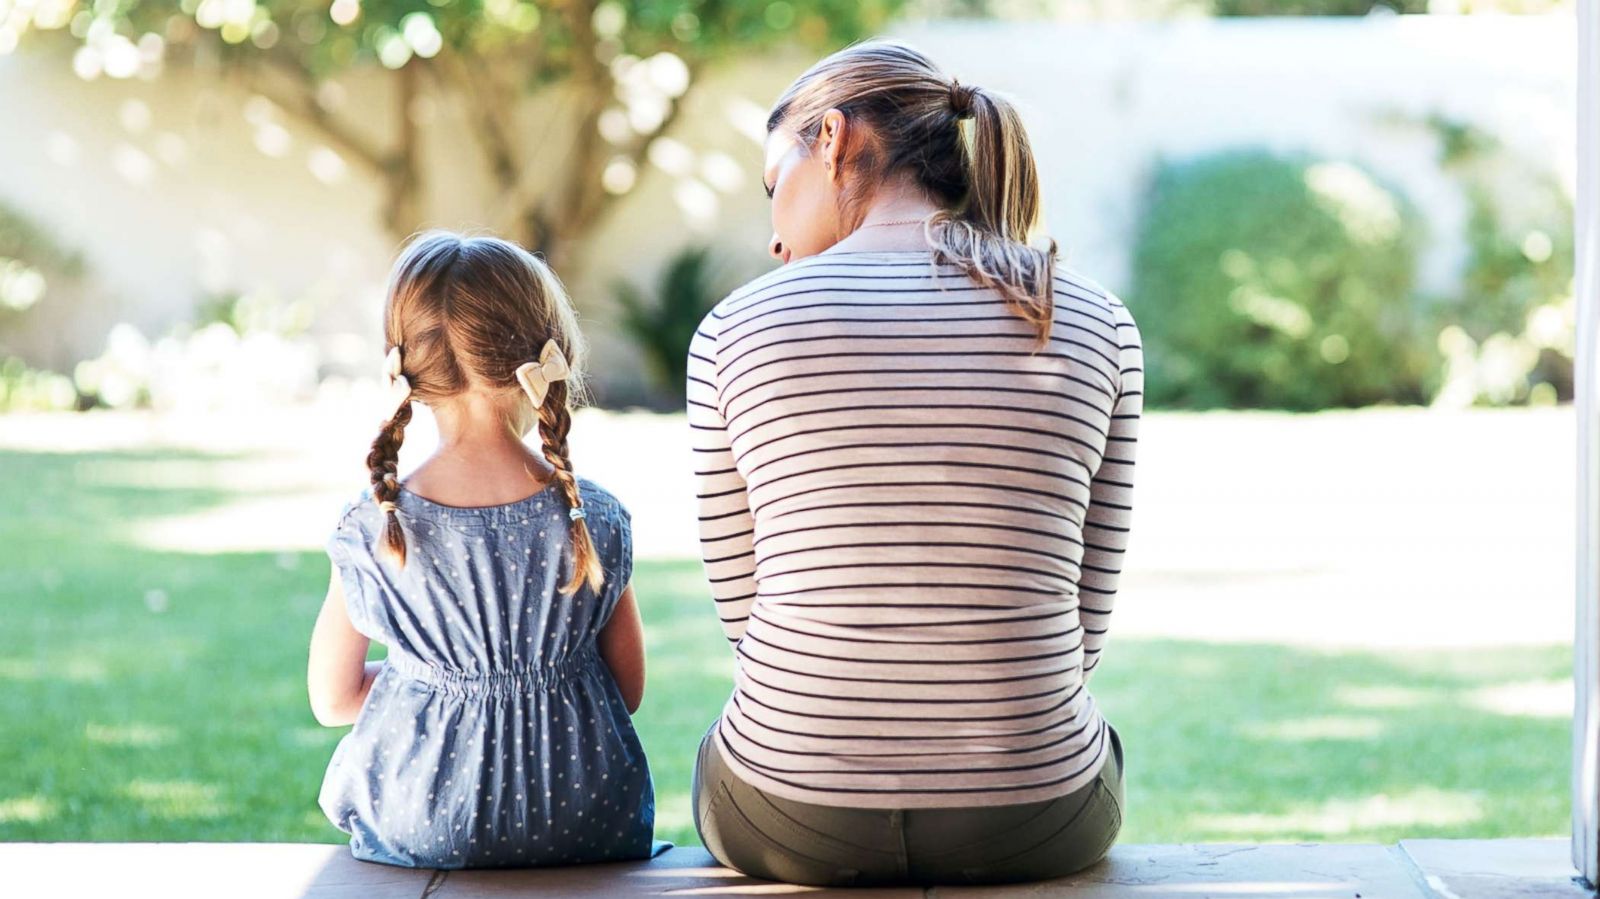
317,477,664,869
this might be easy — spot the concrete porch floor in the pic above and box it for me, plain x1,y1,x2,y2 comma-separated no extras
4,839,1591,899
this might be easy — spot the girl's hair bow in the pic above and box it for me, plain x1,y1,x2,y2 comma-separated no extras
514,339,570,408
382,345,412,420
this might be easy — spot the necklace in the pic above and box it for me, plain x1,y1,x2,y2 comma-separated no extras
858,217,931,229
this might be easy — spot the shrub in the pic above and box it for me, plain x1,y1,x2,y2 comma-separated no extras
1423,114,1574,407
0,356,79,412
1128,149,1440,410
613,246,728,405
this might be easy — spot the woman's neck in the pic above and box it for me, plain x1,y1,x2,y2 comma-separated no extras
823,186,945,255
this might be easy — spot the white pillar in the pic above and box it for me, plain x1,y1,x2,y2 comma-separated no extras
1576,0,1600,888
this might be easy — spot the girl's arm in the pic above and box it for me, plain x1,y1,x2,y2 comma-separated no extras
598,582,645,714
308,566,383,727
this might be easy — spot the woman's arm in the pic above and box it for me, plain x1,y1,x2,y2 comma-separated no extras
1078,303,1145,684
598,582,646,713
686,312,760,648
307,566,383,727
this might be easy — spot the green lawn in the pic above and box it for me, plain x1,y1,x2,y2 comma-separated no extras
0,445,1570,846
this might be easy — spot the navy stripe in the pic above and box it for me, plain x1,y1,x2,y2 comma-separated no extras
687,255,1141,805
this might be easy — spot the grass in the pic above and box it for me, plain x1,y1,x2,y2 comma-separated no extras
0,445,1571,847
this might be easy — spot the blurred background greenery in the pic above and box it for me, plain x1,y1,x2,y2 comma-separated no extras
0,0,1580,411
0,0,1581,852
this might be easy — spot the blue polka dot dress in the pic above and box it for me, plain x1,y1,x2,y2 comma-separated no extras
317,475,669,869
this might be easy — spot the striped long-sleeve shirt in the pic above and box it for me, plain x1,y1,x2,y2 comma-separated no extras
685,248,1143,809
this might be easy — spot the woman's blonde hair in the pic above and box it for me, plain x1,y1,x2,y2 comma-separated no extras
367,229,604,595
768,39,1056,350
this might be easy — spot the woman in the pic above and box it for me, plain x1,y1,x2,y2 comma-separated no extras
685,40,1143,887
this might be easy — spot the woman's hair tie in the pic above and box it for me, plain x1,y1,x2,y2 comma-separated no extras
569,506,587,522
948,78,978,119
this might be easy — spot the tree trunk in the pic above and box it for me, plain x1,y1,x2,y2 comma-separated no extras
379,61,425,245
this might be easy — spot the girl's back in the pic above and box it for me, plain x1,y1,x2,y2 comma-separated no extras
318,476,655,867
306,230,659,869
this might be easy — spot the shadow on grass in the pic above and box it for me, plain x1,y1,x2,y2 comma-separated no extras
0,447,1571,847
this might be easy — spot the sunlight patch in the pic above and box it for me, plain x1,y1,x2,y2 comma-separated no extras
653,792,693,837
1175,654,1225,677
1241,715,1384,741
0,795,53,824
0,658,40,682
120,780,226,819
1137,886,1370,896
1190,787,1483,836
64,657,107,682
1333,684,1437,710
1464,679,1572,719
127,495,336,554
648,885,819,894
287,727,338,749
0,656,106,683
86,722,175,748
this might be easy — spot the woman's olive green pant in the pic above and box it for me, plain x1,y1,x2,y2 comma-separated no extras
691,721,1125,887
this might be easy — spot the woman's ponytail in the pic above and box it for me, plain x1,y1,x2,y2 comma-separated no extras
930,82,1057,353
766,40,1059,354
960,82,1042,241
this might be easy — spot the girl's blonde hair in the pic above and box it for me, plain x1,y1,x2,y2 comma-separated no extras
768,39,1056,350
367,229,604,595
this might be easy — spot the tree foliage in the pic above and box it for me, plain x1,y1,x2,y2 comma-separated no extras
9,0,905,260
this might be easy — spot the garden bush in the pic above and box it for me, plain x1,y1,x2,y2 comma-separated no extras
1129,149,1441,410
613,245,730,406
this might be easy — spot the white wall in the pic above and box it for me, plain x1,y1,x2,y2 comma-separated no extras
0,15,1576,404
887,15,1575,293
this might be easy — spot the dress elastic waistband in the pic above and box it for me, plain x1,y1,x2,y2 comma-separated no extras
387,649,599,697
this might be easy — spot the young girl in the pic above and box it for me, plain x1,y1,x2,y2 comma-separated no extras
306,229,663,869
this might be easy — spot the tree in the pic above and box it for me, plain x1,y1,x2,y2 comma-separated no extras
6,0,904,265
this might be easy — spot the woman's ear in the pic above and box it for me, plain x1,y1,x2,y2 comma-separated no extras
820,108,848,184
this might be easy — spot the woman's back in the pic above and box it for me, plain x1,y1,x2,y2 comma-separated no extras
687,249,1143,809
318,477,656,867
